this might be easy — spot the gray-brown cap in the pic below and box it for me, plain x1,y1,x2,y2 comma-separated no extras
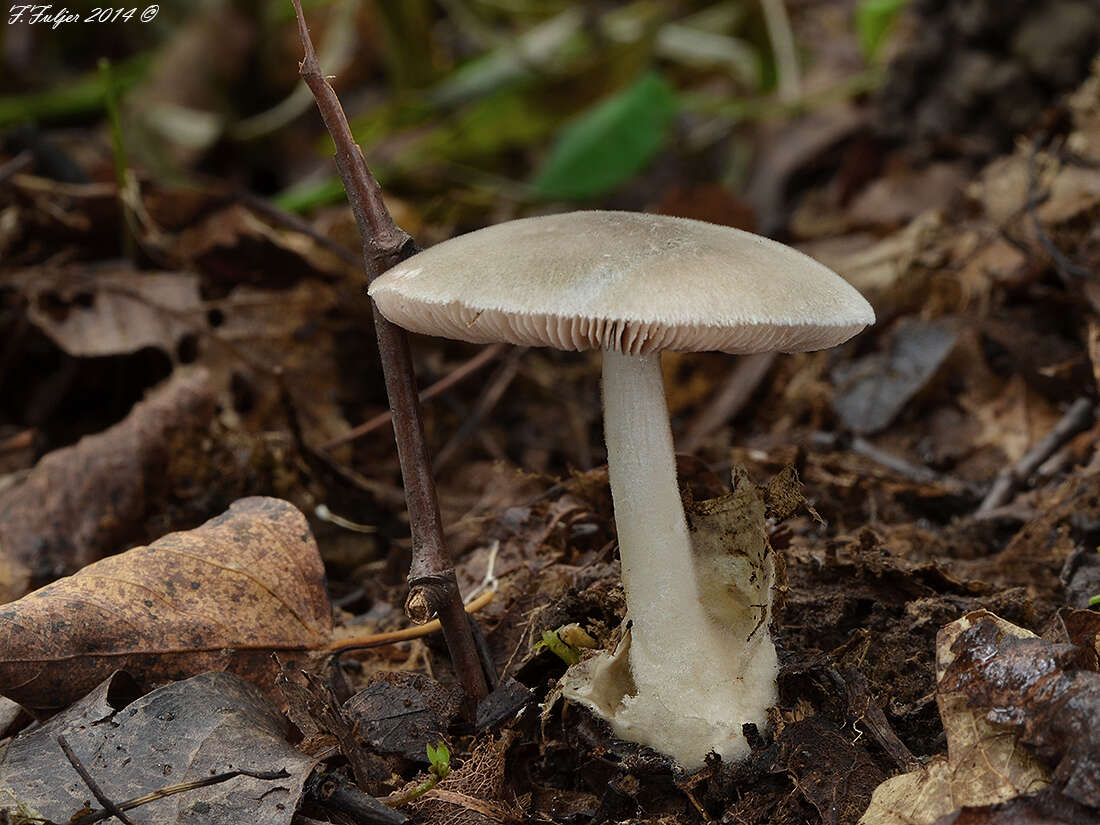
369,211,874,355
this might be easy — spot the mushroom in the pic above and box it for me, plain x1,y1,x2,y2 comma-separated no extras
368,211,874,768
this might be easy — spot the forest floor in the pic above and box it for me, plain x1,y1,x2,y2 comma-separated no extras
2,2,1100,824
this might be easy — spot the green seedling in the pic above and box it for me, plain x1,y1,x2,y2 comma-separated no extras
534,623,598,665
426,741,451,782
855,0,908,62
385,741,451,808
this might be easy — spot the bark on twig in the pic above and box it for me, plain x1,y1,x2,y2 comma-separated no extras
289,0,488,708
305,771,407,825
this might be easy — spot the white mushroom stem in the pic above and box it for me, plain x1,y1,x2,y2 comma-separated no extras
601,350,709,673
574,348,777,768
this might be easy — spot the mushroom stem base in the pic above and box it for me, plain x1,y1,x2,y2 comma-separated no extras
564,350,777,769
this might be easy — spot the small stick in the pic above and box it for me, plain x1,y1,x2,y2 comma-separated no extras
680,352,776,453
0,150,33,185
434,347,526,471
306,771,407,825
1027,134,1091,281
57,735,138,825
809,431,962,489
978,397,1094,513
290,0,487,709
324,588,495,653
319,343,509,451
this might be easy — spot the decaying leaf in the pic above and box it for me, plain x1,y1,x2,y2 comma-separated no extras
343,671,462,763
0,368,215,603
833,318,962,435
686,465,778,634
930,788,1099,825
0,671,316,825
938,616,1100,809
860,612,1051,825
410,733,523,825
0,496,332,710
277,664,376,789
11,264,202,358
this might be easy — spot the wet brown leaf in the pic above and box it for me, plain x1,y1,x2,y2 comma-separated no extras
0,671,316,825
860,612,1050,825
0,496,332,710
938,615,1100,809
931,788,1099,825
0,368,215,603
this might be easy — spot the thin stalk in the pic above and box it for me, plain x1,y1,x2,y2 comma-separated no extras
97,58,135,260
290,0,488,710
759,0,801,103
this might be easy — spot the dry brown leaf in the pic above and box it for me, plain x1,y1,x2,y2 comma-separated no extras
812,211,944,311
199,279,351,445
0,496,332,711
960,376,1061,465
860,612,1050,825
10,264,202,358
0,368,215,603
172,204,345,287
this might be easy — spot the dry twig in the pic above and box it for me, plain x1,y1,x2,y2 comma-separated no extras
978,397,1093,513
319,343,509,451
57,735,137,825
289,0,487,708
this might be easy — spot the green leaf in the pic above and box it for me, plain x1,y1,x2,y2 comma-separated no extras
855,0,908,63
427,741,451,780
534,629,581,665
532,71,678,201
271,177,349,214
0,53,150,128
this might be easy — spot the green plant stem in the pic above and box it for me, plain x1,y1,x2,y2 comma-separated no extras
97,58,135,260
384,774,443,808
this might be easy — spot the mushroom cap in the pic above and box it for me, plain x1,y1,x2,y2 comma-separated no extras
369,211,874,355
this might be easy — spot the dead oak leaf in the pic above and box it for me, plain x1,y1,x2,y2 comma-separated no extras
0,496,332,711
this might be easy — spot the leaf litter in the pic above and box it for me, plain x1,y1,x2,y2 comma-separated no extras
4,6,1100,825
0,671,316,825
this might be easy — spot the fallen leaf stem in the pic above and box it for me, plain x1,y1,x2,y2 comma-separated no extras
323,588,495,652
